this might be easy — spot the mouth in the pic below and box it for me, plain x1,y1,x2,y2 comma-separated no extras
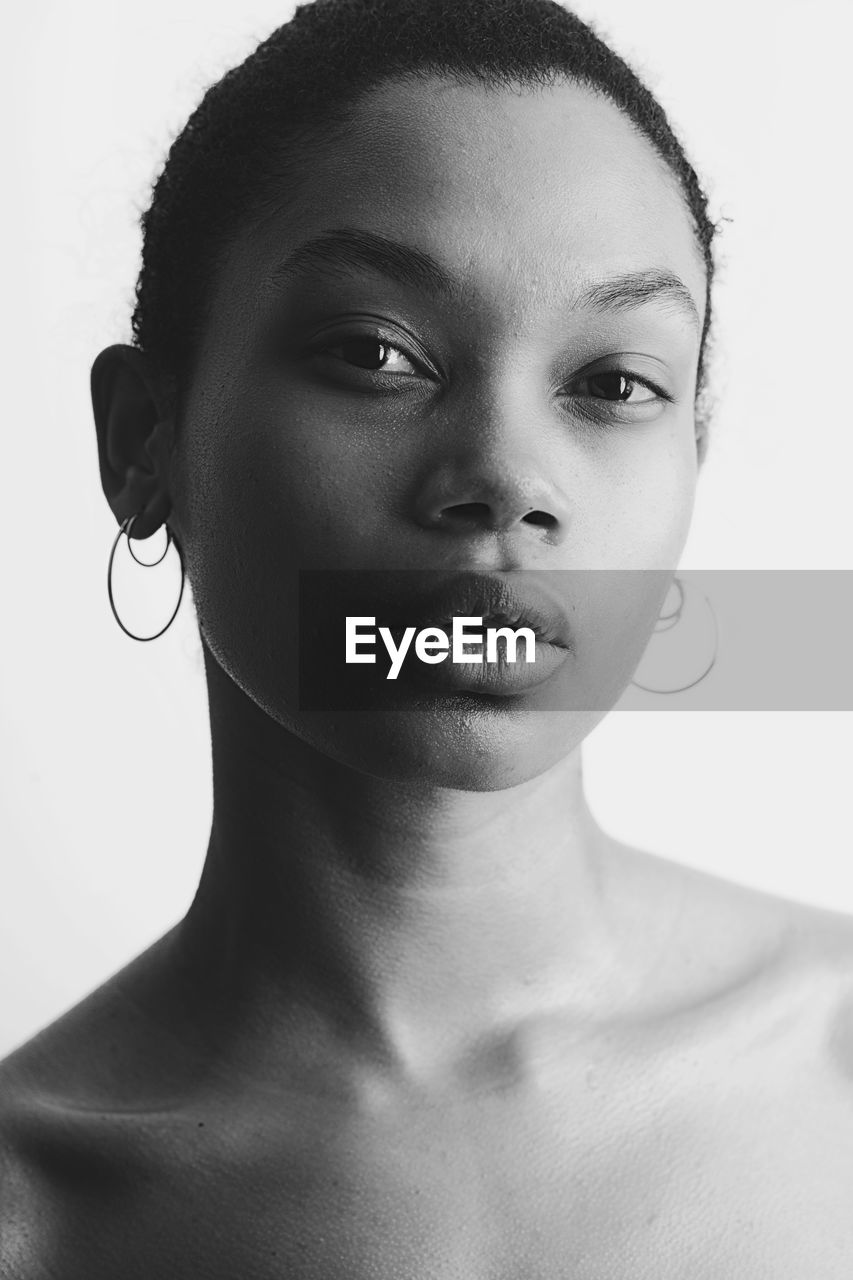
297,567,576,707
383,571,574,651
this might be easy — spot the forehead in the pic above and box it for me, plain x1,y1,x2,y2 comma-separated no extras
228,74,706,328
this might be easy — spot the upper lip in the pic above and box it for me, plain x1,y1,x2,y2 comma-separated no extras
389,571,573,650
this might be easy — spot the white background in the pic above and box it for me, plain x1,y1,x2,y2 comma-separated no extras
1,0,850,1057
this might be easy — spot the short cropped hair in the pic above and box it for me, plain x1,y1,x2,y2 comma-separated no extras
131,0,717,454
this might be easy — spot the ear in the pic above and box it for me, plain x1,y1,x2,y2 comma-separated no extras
91,344,176,542
695,415,709,472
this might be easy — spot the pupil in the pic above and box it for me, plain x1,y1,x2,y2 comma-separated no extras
339,338,387,369
591,372,632,400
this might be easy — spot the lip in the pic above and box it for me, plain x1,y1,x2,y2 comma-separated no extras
399,571,572,648
380,570,574,698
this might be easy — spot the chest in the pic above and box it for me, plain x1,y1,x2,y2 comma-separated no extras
24,1076,853,1280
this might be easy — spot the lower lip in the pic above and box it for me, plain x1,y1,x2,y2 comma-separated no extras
403,635,571,697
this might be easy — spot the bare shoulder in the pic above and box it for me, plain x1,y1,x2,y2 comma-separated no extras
0,925,189,1103
0,927,195,1276
602,835,853,1050
774,889,853,1078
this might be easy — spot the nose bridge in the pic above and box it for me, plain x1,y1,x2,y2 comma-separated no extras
411,376,572,540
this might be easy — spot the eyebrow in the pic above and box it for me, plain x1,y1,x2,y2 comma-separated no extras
272,227,456,298
271,227,702,333
576,267,701,333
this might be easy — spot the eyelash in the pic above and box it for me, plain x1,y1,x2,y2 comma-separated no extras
305,332,674,410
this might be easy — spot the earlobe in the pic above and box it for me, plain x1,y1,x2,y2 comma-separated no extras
91,344,176,539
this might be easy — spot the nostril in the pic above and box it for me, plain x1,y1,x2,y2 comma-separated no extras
437,503,559,530
522,509,557,529
440,502,492,523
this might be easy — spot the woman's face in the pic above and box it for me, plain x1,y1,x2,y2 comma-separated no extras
170,75,707,790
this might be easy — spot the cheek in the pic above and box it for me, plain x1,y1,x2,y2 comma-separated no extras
183,384,394,569
576,424,698,569
173,379,404,721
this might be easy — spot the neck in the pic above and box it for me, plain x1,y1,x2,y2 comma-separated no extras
177,645,623,1082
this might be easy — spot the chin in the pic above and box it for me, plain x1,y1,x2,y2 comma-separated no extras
292,697,605,791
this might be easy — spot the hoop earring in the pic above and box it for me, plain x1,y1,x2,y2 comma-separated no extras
629,574,718,694
107,512,185,642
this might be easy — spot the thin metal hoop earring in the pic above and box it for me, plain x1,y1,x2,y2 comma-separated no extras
630,573,718,695
107,513,185,642
124,512,171,566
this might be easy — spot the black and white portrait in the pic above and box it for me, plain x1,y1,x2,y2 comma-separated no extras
2,0,851,1273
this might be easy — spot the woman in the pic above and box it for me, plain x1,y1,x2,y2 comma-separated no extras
2,0,853,1273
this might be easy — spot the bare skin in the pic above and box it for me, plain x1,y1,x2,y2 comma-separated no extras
2,76,853,1277
3,822,853,1278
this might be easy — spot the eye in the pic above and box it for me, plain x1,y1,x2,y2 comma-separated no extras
571,370,661,403
558,364,676,429
314,335,420,375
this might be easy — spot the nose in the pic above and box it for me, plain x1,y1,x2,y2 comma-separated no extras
412,452,572,545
